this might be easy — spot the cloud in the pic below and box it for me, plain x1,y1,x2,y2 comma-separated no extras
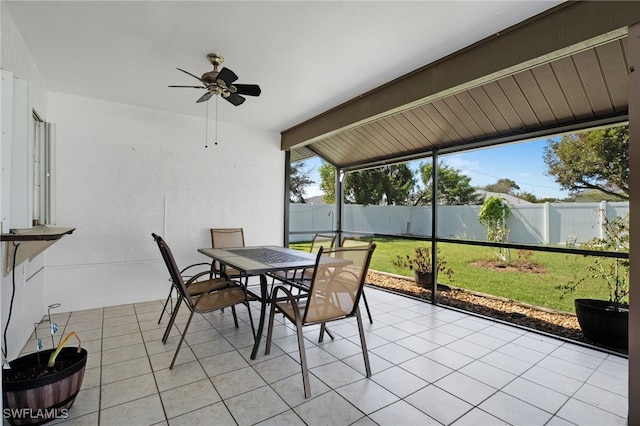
444,157,480,171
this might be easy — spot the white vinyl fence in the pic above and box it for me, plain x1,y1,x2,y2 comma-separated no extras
289,201,629,245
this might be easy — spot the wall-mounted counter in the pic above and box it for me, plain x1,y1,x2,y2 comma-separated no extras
1,226,75,275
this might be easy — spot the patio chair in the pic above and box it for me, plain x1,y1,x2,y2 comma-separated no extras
153,233,237,343
341,236,374,324
157,259,212,325
210,228,255,284
272,233,336,285
310,233,337,253
152,233,254,369
158,228,246,327
265,243,376,398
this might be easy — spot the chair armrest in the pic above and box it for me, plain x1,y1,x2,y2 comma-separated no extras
180,262,211,276
271,285,299,306
167,262,212,283
185,271,234,293
267,272,310,292
192,280,245,310
272,285,312,325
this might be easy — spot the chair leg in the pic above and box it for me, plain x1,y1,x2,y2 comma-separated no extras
265,299,278,355
245,300,256,339
162,296,183,344
231,305,239,328
158,285,174,324
319,324,335,342
355,307,372,377
361,290,373,324
294,316,312,399
170,309,195,369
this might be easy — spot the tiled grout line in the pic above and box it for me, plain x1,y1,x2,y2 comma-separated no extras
543,349,622,421
464,332,620,423
97,308,104,426
396,317,504,423
370,299,548,423
17,290,629,426
134,302,169,425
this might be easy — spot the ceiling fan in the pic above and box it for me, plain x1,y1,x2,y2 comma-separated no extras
169,53,261,106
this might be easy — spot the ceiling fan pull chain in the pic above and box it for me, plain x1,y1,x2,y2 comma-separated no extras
215,96,218,145
205,100,209,148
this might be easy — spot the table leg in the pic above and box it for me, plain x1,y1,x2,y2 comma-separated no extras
250,273,269,360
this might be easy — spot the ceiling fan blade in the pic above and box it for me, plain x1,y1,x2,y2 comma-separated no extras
196,92,213,103
217,67,238,85
234,84,261,97
168,85,206,89
224,93,246,106
177,67,204,83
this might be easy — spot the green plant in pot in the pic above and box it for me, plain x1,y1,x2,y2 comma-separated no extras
3,331,87,425
392,246,453,288
557,213,629,350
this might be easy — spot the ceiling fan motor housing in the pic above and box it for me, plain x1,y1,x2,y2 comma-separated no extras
201,71,222,92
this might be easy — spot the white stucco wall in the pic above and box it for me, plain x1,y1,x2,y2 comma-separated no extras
1,4,284,360
43,93,284,312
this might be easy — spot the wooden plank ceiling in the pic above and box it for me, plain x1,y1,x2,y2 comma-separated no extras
287,2,637,171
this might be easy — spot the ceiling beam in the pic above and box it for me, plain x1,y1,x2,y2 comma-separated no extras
281,1,640,151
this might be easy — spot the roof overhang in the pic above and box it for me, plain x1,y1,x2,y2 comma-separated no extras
283,1,640,171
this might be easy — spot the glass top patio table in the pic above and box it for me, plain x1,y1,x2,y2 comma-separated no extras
198,245,336,359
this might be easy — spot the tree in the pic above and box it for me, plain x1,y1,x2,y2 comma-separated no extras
413,162,483,205
515,191,538,203
319,162,415,205
535,196,560,204
289,162,314,203
573,189,625,202
344,169,385,205
380,164,415,205
478,196,512,261
484,178,520,195
318,162,336,204
543,126,628,200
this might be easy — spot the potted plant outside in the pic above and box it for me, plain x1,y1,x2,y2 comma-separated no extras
392,246,453,288
3,332,87,425
558,213,629,350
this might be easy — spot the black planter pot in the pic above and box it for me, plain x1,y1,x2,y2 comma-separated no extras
2,347,87,425
574,298,628,350
413,270,433,288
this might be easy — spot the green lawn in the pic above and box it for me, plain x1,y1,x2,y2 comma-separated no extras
291,236,615,313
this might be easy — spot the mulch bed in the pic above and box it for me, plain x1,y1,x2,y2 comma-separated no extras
365,270,627,355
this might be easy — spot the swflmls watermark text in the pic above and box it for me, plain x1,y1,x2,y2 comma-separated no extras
3,408,69,421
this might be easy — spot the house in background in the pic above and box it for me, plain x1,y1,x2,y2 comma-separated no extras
474,190,532,205
304,196,326,205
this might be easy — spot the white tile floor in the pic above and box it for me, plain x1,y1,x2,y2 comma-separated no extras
11,286,628,425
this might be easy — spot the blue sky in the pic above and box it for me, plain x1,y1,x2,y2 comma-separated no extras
301,137,570,200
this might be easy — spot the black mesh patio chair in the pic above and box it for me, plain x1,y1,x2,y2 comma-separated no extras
152,233,254,368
